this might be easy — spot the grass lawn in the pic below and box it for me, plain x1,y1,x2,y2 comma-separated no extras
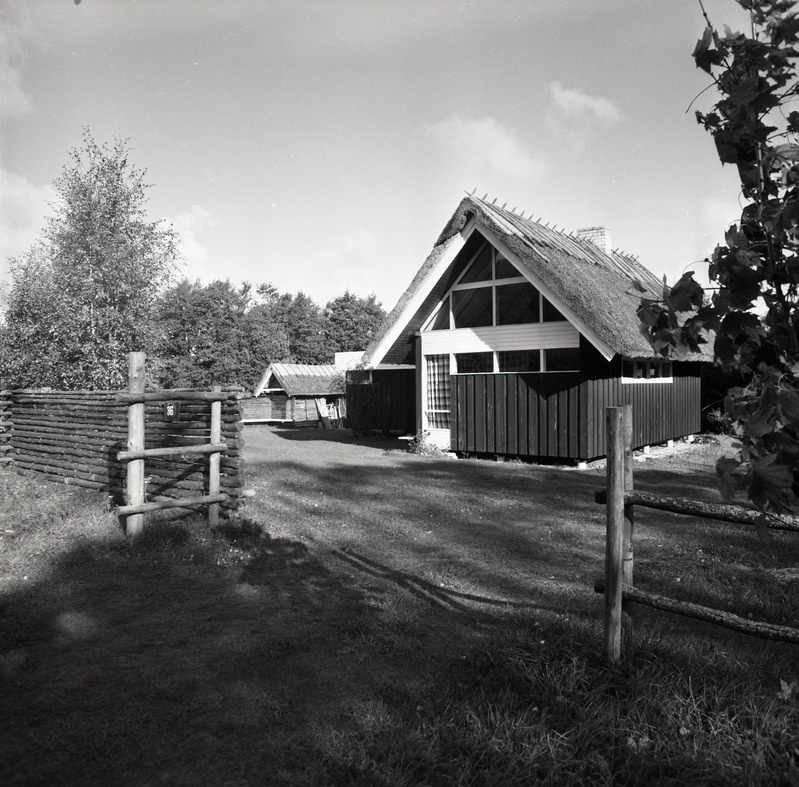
1,426,798,785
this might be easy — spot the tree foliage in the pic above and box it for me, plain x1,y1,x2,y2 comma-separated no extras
0,130,178,389
639,0,799,513
150,280,385,389
324,291,386,354
152,279,290,389
0,134,386,391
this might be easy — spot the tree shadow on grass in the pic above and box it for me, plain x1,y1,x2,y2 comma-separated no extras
0,520,392,786
334,548,544,620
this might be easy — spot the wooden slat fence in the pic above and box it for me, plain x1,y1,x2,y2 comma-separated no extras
596,405,799,664
0,385,247,517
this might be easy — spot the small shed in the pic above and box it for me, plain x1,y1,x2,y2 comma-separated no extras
243,363,346,426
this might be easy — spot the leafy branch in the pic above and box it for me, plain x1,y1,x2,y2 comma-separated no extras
639,0,799,514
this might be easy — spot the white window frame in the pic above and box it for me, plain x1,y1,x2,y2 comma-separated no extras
450,347,580,375
421,243,564,333
621,358,674,385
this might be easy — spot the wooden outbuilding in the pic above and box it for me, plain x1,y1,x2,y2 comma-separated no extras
243,363,345,426
349,194,707,460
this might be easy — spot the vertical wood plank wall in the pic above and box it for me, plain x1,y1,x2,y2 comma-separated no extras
346,369,416,434
453,372,583,458
451,342,701,460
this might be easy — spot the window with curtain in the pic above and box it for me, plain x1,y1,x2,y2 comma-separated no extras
425,354,451,429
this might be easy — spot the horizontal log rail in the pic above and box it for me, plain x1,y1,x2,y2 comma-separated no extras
2,374,248,532
117,442,227,462
115,391,232,403
116,492,229,516
594,488,799,533
599,405,799,664
594,577,799,645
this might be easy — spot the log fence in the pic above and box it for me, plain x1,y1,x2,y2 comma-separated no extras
595,405,799,664
0,353,252,535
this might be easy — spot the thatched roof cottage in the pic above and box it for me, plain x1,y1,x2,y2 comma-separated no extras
349,194,705,461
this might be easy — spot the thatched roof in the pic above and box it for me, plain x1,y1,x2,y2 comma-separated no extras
253,363,344,398
364,195,691,367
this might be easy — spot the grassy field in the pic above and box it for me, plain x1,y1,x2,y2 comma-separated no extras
1,426,798,785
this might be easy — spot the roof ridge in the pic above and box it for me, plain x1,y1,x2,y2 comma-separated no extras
467,194,660,288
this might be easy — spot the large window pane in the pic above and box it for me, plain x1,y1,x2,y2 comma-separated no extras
429,298,450,330
452,287,493,328
494,255,518,279
544,347,580,371
425,354,450,428
542,297,567,322
498,350,541,372
459,244,493,283
455,352,493,374
496,282,539,325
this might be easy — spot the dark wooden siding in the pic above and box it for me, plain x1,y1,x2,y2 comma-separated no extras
580,342,701,458
451,339,702,460
452,371,581,458
347,369,416,434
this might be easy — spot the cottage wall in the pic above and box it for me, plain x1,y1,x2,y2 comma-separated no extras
347,369,415,435
450,339,701,460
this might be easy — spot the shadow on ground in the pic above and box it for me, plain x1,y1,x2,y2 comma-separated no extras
3,428,797,785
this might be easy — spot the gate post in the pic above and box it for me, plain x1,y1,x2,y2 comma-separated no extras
125,352,146,537
622,403,634,653
208,385,222,527
604,406,625,665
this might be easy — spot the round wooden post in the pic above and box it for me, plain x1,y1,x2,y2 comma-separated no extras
622,403,634,653
208,385,222,527
125,352,146,537
604,406,625,665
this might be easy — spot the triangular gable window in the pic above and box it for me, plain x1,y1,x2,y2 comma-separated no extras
458,244,493,283
425,240,568,330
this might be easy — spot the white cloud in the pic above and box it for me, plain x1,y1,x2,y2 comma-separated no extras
546,83,624,148
0,168,56,281
427,115,545,180
172,204,214,271
0,2,34,117
549,82,624,126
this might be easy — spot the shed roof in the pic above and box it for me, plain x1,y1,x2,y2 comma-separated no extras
364,195,707,366
253,363,344,398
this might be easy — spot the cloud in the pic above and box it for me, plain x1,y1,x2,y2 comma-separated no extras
0,168,56,280
546,83,624,148
172,204,214,271
0,3,34,117
549,82,624,126
427,115,545,180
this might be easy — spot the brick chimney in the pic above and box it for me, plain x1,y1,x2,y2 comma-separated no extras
576,225,612,255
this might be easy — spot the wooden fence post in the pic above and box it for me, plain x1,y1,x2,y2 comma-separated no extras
622,403,634,653
208,385,222,527
125,352,146,537
604,406,625,665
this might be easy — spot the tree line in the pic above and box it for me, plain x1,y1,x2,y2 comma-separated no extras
0,131,385,391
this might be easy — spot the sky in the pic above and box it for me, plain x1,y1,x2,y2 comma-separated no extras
0,0,754,312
